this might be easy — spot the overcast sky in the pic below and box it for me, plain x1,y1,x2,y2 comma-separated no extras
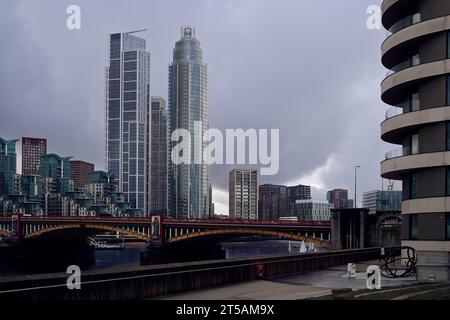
0,0,393,214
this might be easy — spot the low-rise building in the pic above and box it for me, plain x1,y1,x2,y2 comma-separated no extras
290,200,332,221
362,190,402,215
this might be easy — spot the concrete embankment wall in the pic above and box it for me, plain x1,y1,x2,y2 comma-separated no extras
0,248,379,300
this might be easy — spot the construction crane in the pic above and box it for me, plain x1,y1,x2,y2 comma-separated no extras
125,29,147,35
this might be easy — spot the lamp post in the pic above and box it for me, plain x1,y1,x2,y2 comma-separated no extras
354,165,361,208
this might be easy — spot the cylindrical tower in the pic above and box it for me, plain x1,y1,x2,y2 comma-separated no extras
381,0,450,281
168,26,210,218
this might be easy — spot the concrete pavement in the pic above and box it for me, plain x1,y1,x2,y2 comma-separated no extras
160,260,417,300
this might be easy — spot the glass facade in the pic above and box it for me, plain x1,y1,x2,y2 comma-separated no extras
410,173,418,199
448,32,450,59
447,75,450,106
362,190,402,214
105,32,150,213
447,167,450,196
149,97,168,214
447,123,450,151
290,200,332,221
410,214,418,240
39,154,73,194
0,138,19,196
168,27,210,218
447,213,450,240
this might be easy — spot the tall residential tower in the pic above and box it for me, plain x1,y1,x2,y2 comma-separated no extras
168,27,210,218
381,0,450,281
105,31,150,213
229,169,258,220
22,137,47,176
149,96,167,214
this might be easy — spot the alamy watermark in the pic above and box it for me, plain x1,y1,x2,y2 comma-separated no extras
66,265,81,290
347,263,382,290
366,5,382,30
366,265,381,290
171,122,279,176
66,5,81,30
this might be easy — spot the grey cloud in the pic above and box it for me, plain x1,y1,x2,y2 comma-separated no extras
0,0,390,213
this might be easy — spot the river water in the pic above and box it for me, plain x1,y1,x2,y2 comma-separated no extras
88,240,324,271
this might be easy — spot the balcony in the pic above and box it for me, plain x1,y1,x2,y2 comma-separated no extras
385,146,412,160
381,60,450,106
386,55,420,76
385,107,403,120
382,151,450,180
384,97,420,120
382,106,450,144
388,13,421,34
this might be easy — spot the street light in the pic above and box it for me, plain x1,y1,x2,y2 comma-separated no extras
354,165,361,208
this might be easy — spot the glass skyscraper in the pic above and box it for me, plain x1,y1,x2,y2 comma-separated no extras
168,27,210,218
105,32,150,213
0,138,19,196
150,96,167,214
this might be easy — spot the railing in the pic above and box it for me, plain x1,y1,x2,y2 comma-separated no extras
385,107,403,119
385,56,420,77
0,215,330,226
385,98,421,120
385,146,412,160
388,13,422,34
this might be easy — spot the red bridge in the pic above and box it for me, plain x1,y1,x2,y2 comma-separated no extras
0,215,331,247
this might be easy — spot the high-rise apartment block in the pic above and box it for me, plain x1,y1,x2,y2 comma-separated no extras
258,184,288,220
229,169,258,220
149,96,167,214
69,160,94,189
21,137,47,176
105,31,150,213
168,26,210,218
0,138,20,196
327,188,353,209
287,184,311,205
381,0,450,280
258,183,311,220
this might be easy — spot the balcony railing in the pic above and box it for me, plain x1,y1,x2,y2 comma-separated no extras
385,97,420,119
385,146,412,160
385,107,403,119
385,56,420,77
388,13,422,34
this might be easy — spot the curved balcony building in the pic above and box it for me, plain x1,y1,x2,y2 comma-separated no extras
381,0,450,281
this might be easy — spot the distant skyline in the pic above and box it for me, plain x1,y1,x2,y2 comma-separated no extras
0,0,393,214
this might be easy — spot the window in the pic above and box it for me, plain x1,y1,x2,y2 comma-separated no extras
447,213,450,240
124,61,137,71
410,173,418,199
410,214,418,240
447,75,450,106
411,53,420,67
447,168,450,196
124,81,136,92
448,32,450,59
124,51,137,61
124,72,137,81
447,123,450,151
411,92,420,112
411,133,419,155
412,12,421,24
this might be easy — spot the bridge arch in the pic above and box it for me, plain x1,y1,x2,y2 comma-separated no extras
0,229,12,238
166,228,331,247
25,224,150,241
